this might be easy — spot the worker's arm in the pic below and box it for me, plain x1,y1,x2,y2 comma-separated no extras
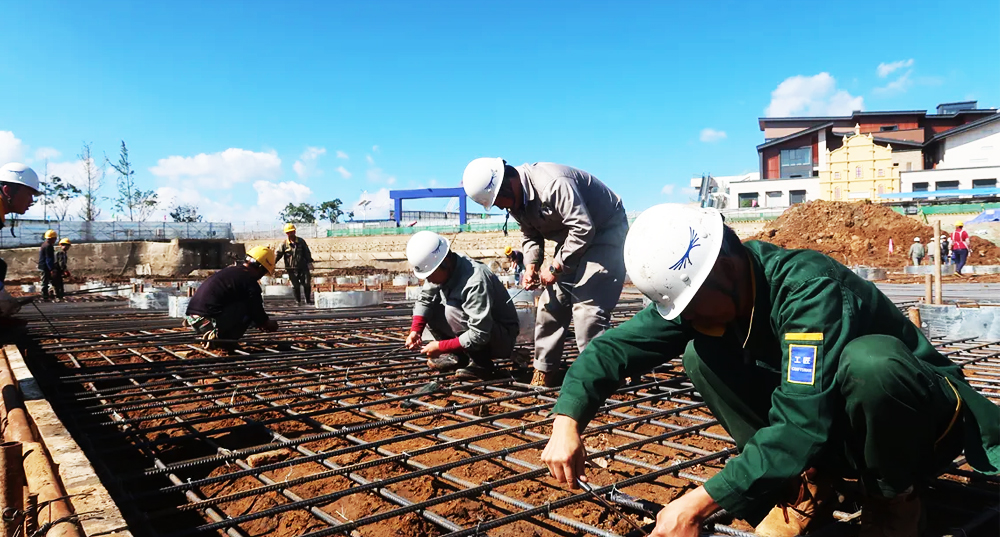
549,178,595,273
520,221,545,270
702,277,859,519
302,240,314,264
274,242,288,268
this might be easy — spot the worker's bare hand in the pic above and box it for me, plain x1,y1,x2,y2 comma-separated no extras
261,320,279,332
539,265,558,287
420,340,442,357
541,415,586,488
522,267,539,290
649,487,717,537
405,330,422,350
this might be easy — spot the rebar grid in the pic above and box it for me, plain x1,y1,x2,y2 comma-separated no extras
17,295,1000,537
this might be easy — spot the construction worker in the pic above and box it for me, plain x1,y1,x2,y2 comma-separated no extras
908,237,924,266
276,223,314,305
38,230,64,300
405,231,519,380
504,245,525,282
463,158,627,387
56,238,72,281
185,246,279,349
0,163,41,316
940,234,951,265
541,204,999,537
951,222,970,276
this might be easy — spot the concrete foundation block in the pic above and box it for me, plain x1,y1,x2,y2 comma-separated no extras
168,296,192,318
903,265,956,276
918,304,1000,339
263,285,294,297
405,286,423,301
853,267,888,280
315,291,384,309
129,291,169,310
393,274,416,286
62,283,79,292
972,265,1000,274
335,276,359,285
312,277,328,285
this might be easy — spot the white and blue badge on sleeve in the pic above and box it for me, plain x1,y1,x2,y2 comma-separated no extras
787,344,818,385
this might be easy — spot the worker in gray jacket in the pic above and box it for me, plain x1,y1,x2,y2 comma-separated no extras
404,231,520,380
463,158,628,387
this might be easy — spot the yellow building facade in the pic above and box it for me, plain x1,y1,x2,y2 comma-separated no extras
819,125,900,201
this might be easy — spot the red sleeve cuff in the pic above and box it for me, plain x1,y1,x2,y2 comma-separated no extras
437,338,463,353
410,315,427,333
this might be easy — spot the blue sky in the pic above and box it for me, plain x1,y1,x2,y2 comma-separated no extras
1,0,997,224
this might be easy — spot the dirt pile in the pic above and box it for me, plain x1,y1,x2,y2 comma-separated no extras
750,200,1000,268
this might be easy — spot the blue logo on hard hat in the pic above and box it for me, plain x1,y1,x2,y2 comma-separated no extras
485,170,497,192
431,240,444,255
669,228,700,270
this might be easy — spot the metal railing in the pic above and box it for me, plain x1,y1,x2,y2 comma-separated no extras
0,220,234,248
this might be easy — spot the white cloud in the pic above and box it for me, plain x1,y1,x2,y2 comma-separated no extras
661,184,676,195
292,146,326,179
336,150,349,159
365,154,375,165
349,188,392,220
153,185,245,223
150,148,281,189
764,73,864,117
873,70,913,96
372,145,379,153
335,166,352,179
877,59,914,78
699,128,727,143
0,131,27,165
253,180,313,219
33,147,61,161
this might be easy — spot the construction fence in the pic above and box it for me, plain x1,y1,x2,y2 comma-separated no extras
0,219,234,248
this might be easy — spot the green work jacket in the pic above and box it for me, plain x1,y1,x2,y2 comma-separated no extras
553,240,1000,517
276,238,313,271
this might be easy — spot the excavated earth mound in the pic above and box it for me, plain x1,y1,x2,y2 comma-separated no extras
749,200,1000,268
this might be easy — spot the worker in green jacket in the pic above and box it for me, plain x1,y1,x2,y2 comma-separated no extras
541,203,999,537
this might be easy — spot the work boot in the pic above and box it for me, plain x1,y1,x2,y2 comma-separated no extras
426,353,468,371
530,369,560,388
454,364,495,380
755,468,834,537
860,490,923,537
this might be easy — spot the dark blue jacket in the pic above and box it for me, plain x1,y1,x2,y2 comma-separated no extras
37,242,56,272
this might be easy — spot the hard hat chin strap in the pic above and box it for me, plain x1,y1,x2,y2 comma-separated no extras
502,210,510,237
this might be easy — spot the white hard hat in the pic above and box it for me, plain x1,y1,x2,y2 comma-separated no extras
625,204,724,320
914,237,921,242
462,157,505,210
0,163,40,194
406,231,451,279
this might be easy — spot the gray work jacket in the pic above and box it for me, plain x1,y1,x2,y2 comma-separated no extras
413,254,519,349
511,162,626,272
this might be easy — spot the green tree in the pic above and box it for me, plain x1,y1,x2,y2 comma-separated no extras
318,199,344,223
42,176,82,221
170,204,203,222
77,142,105,221
279,203,317,223
110,140,159,221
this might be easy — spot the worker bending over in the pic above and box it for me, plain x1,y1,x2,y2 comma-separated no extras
0,163,41,316
463,158,627,387
504,245,525,282
405,231,519,380
276,223,315,305
185,246,279,349
38,230,63,300
541,204,999,537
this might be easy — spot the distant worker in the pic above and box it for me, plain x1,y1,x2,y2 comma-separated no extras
463,158,627,387
504,245,525,282
276,223,315,305
405,231,520,380
951,222,970,276
941,234,951,265
56,238,72,282
185,246,279,349
38,230,64,300
0,163,41,316
926,236,936,265
541,204,1000,537
908,237,924,266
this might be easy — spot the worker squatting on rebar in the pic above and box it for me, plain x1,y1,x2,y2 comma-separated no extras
540,203,1000,537
0,163,42,318
183,245,280,350
276,223,315,305
463,158,628,388
404,230,519,381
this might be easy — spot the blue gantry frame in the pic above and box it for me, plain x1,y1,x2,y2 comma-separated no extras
388,188,468,227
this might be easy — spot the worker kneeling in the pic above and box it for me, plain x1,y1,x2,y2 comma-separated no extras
541,204,999,537
405,231,519,380
185,246,279,349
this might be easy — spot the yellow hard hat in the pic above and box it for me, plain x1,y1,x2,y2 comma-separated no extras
504,246,513,256
44,229,57,239
58,238,71,245
955,221,964,227
246,245,276,275
283,223,297,233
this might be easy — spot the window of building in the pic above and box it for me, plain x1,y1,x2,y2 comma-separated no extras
878,169,884,177
780,147,813,178
834,172,840,179
913,182,929,192
856,166,863,179
738,193,759,208
936,181,959,191
766,191,782,207
789,190,807,204
833,187,841,200
973,179,997,189
880,125,899,132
